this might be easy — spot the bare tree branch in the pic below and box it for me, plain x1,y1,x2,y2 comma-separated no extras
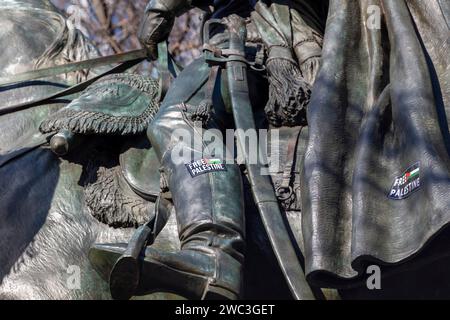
51,0,202,73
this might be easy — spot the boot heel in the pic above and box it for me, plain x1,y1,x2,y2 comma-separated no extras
109,256,139,300
202,282,238,300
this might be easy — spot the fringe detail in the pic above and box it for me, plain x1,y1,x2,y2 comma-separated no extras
39,74,160,135
191,99,213,126
265,58,311,127
39,105,158,136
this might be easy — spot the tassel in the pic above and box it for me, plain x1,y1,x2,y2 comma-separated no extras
191,99,213,126
265,58,311,127
190,65,219,126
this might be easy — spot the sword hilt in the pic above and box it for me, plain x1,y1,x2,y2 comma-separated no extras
202,15,249,66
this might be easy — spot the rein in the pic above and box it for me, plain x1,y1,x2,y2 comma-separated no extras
0,42,179,116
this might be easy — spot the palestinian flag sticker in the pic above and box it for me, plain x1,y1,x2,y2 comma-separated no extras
185,158,227,178
388,162,421,200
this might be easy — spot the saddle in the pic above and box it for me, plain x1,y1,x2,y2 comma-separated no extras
119,136,161,202
40,73,161,136
39,72,164,202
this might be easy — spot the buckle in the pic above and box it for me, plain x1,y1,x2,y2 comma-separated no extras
202,19,266,72
202,19,250,66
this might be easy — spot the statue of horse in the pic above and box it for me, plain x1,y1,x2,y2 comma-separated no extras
0,0,180,299
3,0,449,301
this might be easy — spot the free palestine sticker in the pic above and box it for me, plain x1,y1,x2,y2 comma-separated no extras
388,162,421,200
185,158,227,178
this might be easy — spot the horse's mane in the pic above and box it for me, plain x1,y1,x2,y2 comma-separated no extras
34,13,99,83
0,0,99,84
0,0,60,11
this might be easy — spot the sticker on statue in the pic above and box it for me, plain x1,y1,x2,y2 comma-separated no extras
388,162,421,200
185,158,227,178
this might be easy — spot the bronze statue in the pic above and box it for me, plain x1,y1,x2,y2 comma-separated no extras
88,0,324,300
1,0,450,301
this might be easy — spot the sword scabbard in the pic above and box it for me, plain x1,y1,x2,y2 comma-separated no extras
216,15,316,300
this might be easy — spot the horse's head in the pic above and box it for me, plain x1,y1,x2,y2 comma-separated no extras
0,0,60,12
0,0,97,83
0,1,98,153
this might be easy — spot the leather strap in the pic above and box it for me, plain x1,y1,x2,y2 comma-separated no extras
0,42,179,117
0,58,143,116
0,49,147,87
204,65,220,103
223,16,315,300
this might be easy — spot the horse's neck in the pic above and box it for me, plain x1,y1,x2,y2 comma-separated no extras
0,0,60,12
0,7,64,150
0,3,96,155
0,2,97,78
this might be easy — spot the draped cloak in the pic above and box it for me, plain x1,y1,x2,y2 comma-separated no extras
191,0,450,292
298,0,450,289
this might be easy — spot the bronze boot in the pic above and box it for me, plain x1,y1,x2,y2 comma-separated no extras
90,161,245,300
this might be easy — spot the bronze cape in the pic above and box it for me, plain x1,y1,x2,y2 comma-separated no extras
301,0,450,289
